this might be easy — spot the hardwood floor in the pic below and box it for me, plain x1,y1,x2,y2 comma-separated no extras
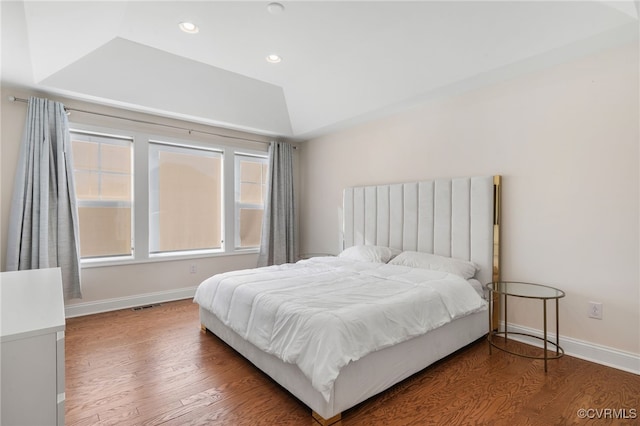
66,299,640,425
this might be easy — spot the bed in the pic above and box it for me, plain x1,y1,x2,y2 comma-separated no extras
195,175,502,425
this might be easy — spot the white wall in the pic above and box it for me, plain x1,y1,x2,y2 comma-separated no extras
298,42,639,357
0,88,277,314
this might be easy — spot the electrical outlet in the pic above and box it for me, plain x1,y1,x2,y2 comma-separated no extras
189,264,197,274
588,301,603,320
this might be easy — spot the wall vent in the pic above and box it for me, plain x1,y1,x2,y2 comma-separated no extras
132,304,162,311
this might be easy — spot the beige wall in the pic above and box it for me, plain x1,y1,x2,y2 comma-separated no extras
0,88,275,309
298,42,639,355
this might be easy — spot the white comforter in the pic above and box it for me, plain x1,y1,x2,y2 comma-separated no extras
194,257,486,401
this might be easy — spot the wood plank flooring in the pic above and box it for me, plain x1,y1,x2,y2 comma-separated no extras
66,299,640,425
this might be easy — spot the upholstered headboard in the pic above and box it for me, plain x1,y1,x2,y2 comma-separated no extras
343,175,501,288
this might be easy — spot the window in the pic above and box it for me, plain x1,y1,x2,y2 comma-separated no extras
235,154,268,249
70,131,133,259
149,142,223,254
70,122,270,264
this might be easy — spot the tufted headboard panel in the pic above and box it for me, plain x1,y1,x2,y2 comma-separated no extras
343,175,500,287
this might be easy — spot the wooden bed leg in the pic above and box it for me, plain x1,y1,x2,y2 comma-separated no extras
312,411,342,426
200,324,207,333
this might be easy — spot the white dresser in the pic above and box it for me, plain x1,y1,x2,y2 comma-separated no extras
1,267,66,426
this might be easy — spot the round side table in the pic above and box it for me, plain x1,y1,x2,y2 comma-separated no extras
486,281,565,372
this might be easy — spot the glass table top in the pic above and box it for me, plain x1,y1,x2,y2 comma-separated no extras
486,281,565,299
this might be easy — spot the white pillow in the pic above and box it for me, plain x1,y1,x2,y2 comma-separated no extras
388,251,478,279
338,245,400,263
467,278,486,299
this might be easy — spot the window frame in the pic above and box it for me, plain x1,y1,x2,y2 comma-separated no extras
68,122,269,268
148,140,224,257
69,128,135,262
234,152,269,251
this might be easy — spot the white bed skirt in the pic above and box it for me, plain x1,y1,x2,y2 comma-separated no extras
199,306,488,420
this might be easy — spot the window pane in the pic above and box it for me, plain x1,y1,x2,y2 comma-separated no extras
71,131,133,259
101,174,131,201
239,208,263,248
240,182,263,204
74,171,100,200
101,144,132,173
241,161,262,182
72,140,99,170
78,207,131,258
150,144,222,253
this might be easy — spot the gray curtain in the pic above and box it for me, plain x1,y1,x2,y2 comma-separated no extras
6,97,82,300
257,141,296,266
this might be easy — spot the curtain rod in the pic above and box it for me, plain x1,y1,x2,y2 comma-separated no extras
8,95,275,146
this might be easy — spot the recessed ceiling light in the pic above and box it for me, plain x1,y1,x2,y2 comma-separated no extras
267,2,285,15
179,21,199,34
266,54,282,63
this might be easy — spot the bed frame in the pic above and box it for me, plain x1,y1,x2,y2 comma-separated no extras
199,175,502,424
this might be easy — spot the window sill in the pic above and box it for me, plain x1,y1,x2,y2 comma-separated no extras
80,250,259,269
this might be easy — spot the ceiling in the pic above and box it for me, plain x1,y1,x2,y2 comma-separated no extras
2,1,638,140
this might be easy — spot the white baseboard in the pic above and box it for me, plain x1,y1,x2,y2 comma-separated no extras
502,322,640,375
64,287,197,318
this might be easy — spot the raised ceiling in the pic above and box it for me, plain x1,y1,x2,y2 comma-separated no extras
2,1,638,140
